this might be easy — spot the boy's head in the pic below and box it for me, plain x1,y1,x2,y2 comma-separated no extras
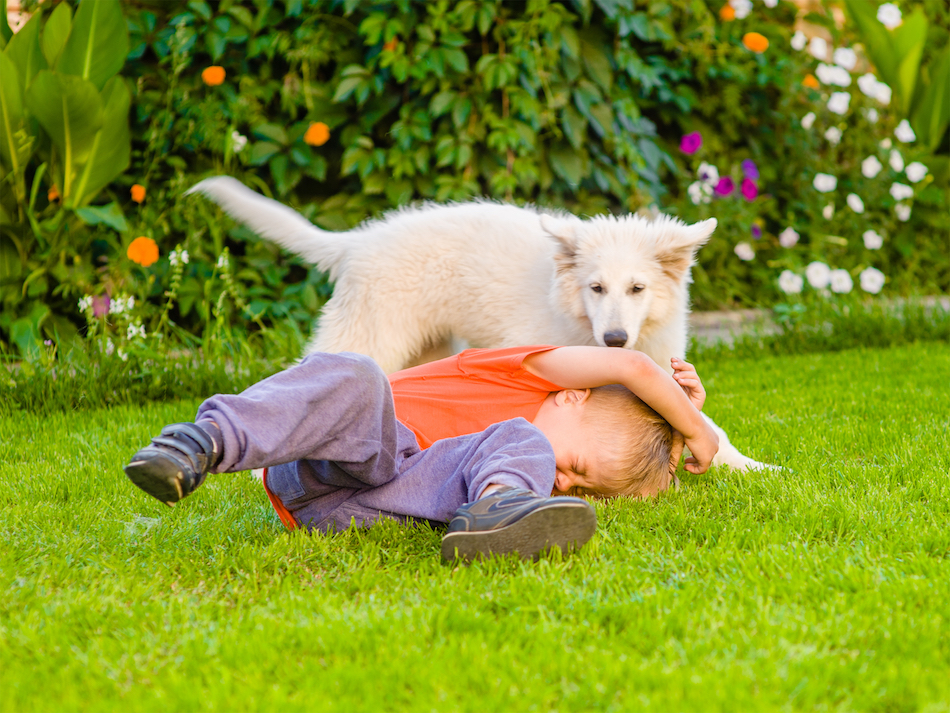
537,385,681,499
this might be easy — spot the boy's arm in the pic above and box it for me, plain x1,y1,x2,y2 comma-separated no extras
523,346,718,473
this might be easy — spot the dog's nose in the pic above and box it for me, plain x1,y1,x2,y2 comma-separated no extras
603,330,628,348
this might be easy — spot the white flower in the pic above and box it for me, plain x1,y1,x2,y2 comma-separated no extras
801,112,816,130
809,36,828,60
169,249,190,266
864,108,879,123
895,203,911,222
833,47,857,70
824,126,843,145
880,138,892,149
860,267,885,294
791,31,807,51
105,338,115,356
118,348,129,362
779,227,800,248
763,0,778,7
109,295,133,315
829,268,853,293
877,3,902,29
894,119,916,143
734,242,755,261
688,181,712,205
730,0,752,19
813,173,837,192
827,92,851,115
874,82,891,105
905,162,928,183
889,149,904,172
816,63,852,87
806,261,832,288
217,253,229,269
698,162,720,186
858,73,879,96
861,155,883,178
127,321,146,340
847,193,865,213
181,250,190,264
822,203,835,220
863,229,883,250
231,130,248,153
778,270,804,294
78,296,93,312
889,182,913,201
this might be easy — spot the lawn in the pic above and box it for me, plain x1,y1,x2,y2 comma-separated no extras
2,342,949,712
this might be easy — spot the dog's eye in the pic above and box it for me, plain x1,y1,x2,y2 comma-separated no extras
629,284,645,294
590,284,603,293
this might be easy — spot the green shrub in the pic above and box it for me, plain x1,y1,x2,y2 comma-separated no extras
1,0,947,359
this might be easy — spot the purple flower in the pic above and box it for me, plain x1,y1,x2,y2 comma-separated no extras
714,177,735,196
92,294,110,318
751,224,762,239
741,177,758,201
680,131,702,154
741,159,759,180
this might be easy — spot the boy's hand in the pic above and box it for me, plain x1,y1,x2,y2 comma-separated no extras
671,357,706,411
683,423,719,474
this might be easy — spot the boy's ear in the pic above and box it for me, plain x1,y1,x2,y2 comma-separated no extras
555,388,592,406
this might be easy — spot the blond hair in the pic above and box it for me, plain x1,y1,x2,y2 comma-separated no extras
579,384,682,498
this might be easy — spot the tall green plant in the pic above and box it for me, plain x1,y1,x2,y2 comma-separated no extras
843,0,950,152
0,0,131,356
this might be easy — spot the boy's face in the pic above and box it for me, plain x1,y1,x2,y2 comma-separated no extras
532,390,614,497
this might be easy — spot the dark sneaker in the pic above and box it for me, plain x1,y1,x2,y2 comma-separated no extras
441,486,597,562
124,422,221,506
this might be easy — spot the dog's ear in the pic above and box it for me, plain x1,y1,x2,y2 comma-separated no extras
656,218,717,279
540,214,582,273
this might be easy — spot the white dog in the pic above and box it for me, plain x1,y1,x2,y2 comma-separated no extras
189,176,770,471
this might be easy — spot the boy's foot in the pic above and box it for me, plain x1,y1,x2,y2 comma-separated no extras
124,422,221,506
441,487,596,563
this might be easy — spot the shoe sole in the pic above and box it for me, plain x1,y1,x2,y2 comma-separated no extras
441,500,596,563
124,459,184,507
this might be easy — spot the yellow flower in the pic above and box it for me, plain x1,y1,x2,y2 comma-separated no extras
304,122,330,147
202,66,226,86
130,184,146,203
803,74,820,89
383,37,399,52
720,4,736,20
127,237,159,267
742,32,769,53
48,185,60,203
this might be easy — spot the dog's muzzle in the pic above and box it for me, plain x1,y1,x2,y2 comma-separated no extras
603,330,628,348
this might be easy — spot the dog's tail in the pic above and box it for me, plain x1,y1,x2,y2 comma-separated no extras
186,176,348,273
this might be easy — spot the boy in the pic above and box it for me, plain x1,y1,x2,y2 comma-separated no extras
125,346,715,561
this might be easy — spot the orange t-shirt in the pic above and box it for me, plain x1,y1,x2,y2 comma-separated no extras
263,345,563,529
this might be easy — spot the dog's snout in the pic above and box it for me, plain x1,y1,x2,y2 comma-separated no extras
603,330,628,348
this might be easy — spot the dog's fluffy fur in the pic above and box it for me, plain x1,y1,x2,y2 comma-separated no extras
188,177,770,471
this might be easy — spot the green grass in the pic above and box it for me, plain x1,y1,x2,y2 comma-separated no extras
2,342,949,712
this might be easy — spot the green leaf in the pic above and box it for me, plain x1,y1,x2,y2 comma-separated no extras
56,0,129,90
248,141,281,166
549,145,586,186
0,50,25,175
253,123,288,145
560,105,587,150
5,12,48,93
842,0,897,89
430,90,456,117
74,201,128,232
0,0,12,45
332,76,363,103
69,76,131,207
40,2,73,68
580,34,613,94
443,47,469,73
912,43,950,153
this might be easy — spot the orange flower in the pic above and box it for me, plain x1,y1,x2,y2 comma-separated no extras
383,37,399,52
304,121,330,147
202,66,226,86
742,32,769,53
130,184,146,203
127,237,159,267
803,73,820,89
48,185,60,202
720,4,736,20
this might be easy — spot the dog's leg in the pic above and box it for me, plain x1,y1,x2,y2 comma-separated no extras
702,414,780,471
